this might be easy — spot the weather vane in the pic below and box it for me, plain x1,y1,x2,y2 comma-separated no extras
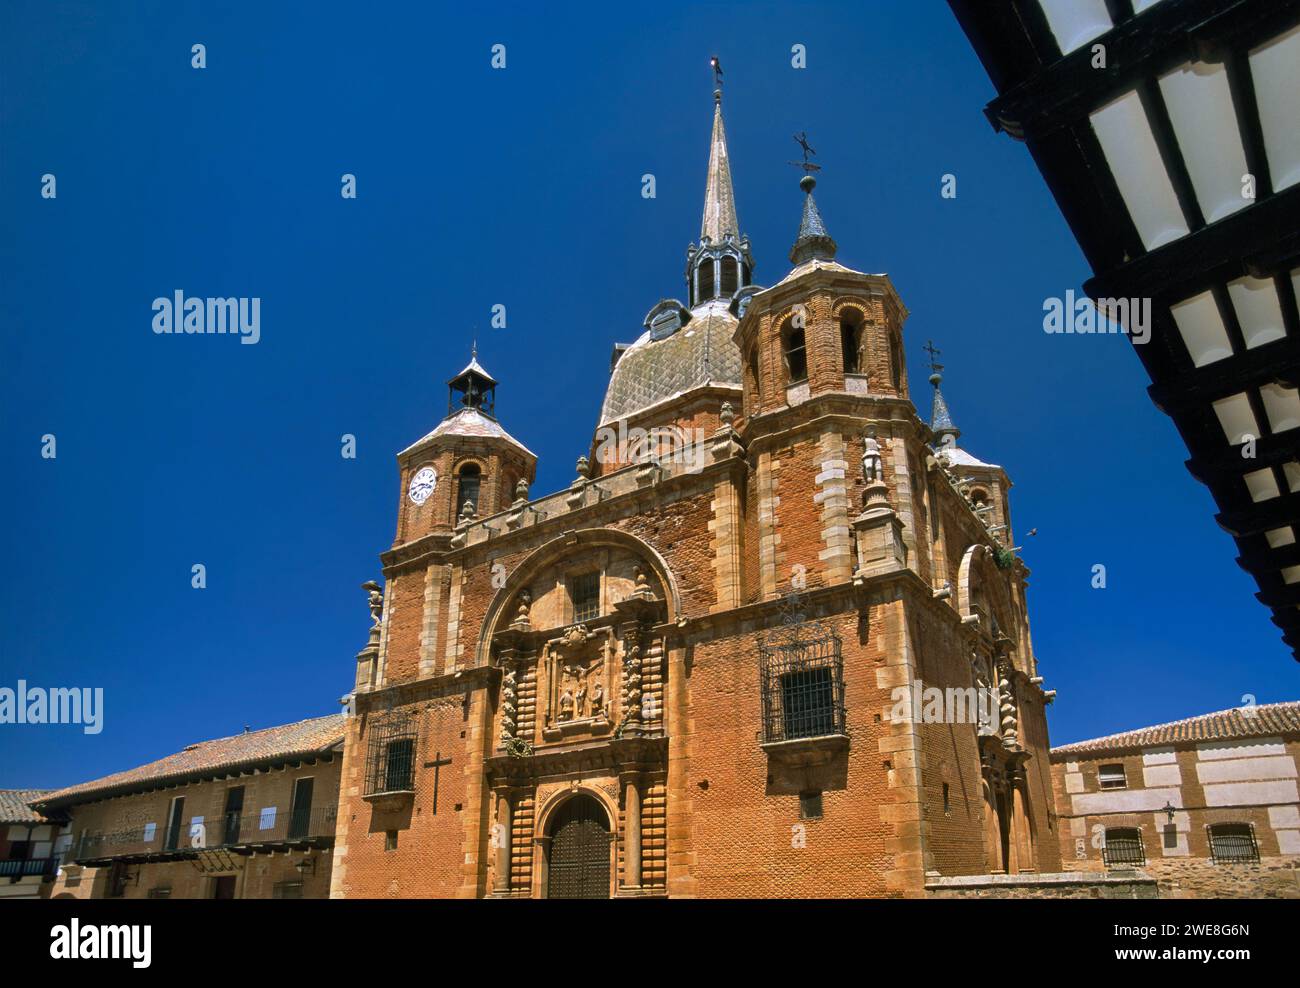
923,339,943,376
789,131,821,174
710,55,723,90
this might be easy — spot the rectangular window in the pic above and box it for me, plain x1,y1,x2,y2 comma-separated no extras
288,778,314,839
1101,827,1145,867
273,881,304,899
1208,823,1259,863
364,716,418,796
147,887,172,899
759,626,844,744
223,786,245,846
1098,763,1127,790
385,830,398,852
164,796,186,851
799,791,823,820
571,571,600,624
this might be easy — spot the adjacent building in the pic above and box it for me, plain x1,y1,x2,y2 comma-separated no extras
32,715,344,899
1052,701,1300,897
949,0,1300,661
0,790,66,900
332,84,1060,899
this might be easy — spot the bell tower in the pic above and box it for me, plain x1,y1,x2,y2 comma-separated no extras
394,348,536,547
685,87,754,309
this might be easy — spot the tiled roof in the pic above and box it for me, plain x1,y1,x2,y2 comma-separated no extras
0,789,61,825
1052,701,1300,758
32,714,345,808
600,302,742,425
400,407,534,458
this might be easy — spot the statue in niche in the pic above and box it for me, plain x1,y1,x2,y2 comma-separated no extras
362,581,383,628
862,427,883,484
575,681,587,718
558,687,575,721
590,682,605,717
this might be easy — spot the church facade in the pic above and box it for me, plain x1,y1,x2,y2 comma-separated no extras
331,88,1060,899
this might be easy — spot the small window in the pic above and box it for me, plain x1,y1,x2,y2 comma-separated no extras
571,571,600,624
783,325,808,383
888,332,902,389
385,830,398,852
942,782,951,817
1102,827,1145,867
456,464,481,517
1208,823,1259,863
799,791,823,819
1098,763,1127,790
147,886,172,899
840,316,862,374
273,880,304,899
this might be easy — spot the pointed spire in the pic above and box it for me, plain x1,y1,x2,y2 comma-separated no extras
700,91,740,243
789,174,837,265
926,342,960,450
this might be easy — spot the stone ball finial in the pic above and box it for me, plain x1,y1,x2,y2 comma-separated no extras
575,455,591,480
800,174,817,194
459,499,476,521
515,478,529,501
720,400,735,426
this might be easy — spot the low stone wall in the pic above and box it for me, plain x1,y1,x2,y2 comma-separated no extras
926,871,1158,899
1137,856,1300,899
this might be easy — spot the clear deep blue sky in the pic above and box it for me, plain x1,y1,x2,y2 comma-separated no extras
2,1,1293,789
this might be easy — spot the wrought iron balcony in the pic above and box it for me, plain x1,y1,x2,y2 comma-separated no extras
75,804,337,864
758,622,847,746
1,856,57,880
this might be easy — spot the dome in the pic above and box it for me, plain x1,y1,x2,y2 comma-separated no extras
599,301,742,425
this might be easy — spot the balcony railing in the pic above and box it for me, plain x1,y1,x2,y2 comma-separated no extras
1,857,57,880
76,804,337,863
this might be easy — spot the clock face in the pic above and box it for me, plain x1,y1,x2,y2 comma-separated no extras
408,466,438,506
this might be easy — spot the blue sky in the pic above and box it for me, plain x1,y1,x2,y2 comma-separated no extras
2,1,1292,790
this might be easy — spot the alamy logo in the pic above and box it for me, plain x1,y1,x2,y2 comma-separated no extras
152,291,261,344
50,920,151,968
592,421,707,474
890,679,999,727
1042,289,1151,345
0,680,103,734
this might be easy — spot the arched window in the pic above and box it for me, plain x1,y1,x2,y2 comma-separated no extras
782,321,808,383
889,332,902,390
696,258,715,304
456,463,481,517
719,256,738,297
840,311,863,374
746,348,761,401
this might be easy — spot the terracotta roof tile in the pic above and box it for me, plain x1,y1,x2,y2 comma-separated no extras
32,714,345,808
1051,701,1300,758
0,789,61,825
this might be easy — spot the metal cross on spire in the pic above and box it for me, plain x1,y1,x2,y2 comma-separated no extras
923,339,944,376
789,131,821,173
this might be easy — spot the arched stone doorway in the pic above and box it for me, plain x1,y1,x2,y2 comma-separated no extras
546,794,611,899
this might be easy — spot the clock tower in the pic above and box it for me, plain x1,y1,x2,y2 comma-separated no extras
393,350,536,547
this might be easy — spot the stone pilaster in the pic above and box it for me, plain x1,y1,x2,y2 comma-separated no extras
815,430,854,583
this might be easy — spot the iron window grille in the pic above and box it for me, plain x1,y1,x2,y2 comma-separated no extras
1101,828,1146,868
1207,823,1259,864
571,571,600,624
759,622,845,744
364,716,418,795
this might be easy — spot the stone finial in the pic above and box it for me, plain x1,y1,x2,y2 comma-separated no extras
861,426,883,485
720,400,736,427
575,455,591,481
513,478,529,506
459,499,477,523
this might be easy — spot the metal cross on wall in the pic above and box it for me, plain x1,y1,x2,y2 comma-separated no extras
424,751,452,813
